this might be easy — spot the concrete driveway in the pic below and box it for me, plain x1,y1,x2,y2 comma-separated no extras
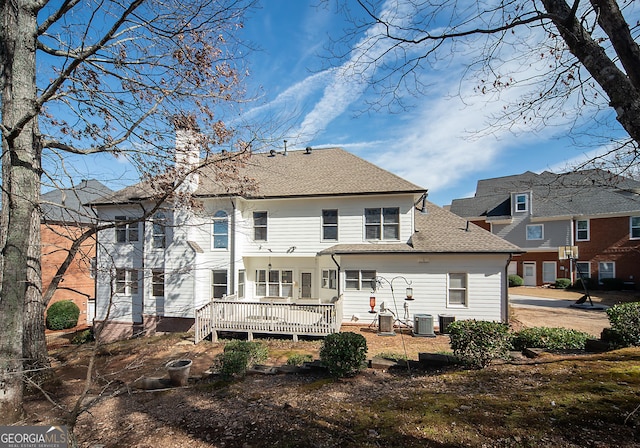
509,294,610,336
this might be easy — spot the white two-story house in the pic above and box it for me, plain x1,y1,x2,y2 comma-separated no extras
91,130,521,342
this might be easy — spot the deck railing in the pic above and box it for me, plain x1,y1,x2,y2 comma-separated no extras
195,296,343,343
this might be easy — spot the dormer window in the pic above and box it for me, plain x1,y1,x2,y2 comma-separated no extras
515,194,528,213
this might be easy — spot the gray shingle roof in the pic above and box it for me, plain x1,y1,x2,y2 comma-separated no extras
450,169,640,218
319,200,522,255
94,147,426,204
42,179,113,224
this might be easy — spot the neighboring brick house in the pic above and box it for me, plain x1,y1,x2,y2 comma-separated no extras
449,170,640,288
41,180,112,326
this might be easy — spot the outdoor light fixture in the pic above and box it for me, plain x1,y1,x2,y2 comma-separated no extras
369,296,377,314
405,287,414,301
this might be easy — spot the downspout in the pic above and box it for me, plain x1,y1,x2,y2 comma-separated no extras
230,198,236,295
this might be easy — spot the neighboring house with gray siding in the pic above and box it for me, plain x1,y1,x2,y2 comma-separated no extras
90,132,521,341
450,170,640,287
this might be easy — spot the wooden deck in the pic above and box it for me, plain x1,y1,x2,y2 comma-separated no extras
195,296,343,343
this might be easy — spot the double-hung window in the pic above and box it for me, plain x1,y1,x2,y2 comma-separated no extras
152,270,165,297
365,208,399,240
515,194,528,212
212,210,229,249
322,269,337,290
448,273,467,306
253,211,267,241
115,216,139,243
322,209,338,241
345,270,376,290
115,269,139,295
631,216,640,239
212,270,228,299
576,219,589,241
152,212,166,248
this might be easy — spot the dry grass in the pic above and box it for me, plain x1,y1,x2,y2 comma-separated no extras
23,330,640,447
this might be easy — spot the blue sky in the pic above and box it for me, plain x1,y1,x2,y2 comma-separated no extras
46,0,629,206
232,0,627,206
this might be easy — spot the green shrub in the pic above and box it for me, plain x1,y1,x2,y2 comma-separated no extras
286,353,313,366
600,277,625,291
508,274,524,287
219,340,269,379
320,332,368,378
554,278,571,289
46,300,80,330
511,327,590,351
71,328,94,345
606,302,640,347
448,320,511,369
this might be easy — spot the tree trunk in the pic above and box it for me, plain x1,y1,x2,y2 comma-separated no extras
0,0,42,422
542,0,640,144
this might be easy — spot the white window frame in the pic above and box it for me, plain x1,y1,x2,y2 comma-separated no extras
364,208,400,241
631,216,640,240
575,261,591,280
238,270,245,298
115,269,139,295
598,262,615,283
322,269,337,290
253,211,268,241
115,216,139,243
345,270,377,291
322,209,338,241
212,270,228,299
542,262,557,284
447,273,468,307
212,210,229,250
255,269,294,297
526,224,544,240
576,219,590,241
152,212,166,249
515,194,528,213
152,270,165,297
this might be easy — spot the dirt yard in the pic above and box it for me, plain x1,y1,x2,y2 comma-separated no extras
19,287,640,447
